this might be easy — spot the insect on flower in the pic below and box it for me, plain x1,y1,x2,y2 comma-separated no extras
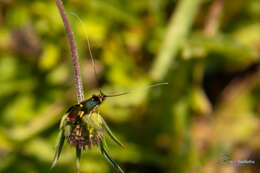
51,89,127,173
50,11,168,173
51,85,167,173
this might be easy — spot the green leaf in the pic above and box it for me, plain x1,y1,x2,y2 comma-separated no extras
99,141,124,173
99,115,124,148
50,130,65,169
60,112,69,129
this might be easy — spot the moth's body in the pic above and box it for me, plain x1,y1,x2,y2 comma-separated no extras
55,94,107,151
66,94,105,123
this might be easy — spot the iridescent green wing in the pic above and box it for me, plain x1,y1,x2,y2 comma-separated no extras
99,140,124,173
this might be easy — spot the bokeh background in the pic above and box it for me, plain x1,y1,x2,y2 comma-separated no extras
0,0,260,172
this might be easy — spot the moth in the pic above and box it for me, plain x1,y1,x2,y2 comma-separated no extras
51,90,125,173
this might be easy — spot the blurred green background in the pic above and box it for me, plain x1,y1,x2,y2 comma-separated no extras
0,0,260,172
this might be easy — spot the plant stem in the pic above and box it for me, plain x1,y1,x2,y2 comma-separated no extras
55,0,84,103
150,0,201,81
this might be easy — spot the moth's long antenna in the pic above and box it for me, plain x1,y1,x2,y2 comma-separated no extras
69,12,168,97
105,82,168,98
70,11,100,87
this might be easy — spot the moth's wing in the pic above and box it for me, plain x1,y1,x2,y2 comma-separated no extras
51,129,66,169
51,112,69,169
98,114,124,148
99,141,124,173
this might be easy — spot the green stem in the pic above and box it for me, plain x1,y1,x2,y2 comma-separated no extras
76,148,81,173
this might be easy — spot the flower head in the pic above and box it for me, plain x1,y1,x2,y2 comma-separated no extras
67,123,103,150
51,103,124,173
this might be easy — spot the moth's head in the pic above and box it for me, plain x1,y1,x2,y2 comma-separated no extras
93,90,106,104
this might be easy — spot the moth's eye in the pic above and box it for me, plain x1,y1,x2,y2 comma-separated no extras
92,96,99,102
